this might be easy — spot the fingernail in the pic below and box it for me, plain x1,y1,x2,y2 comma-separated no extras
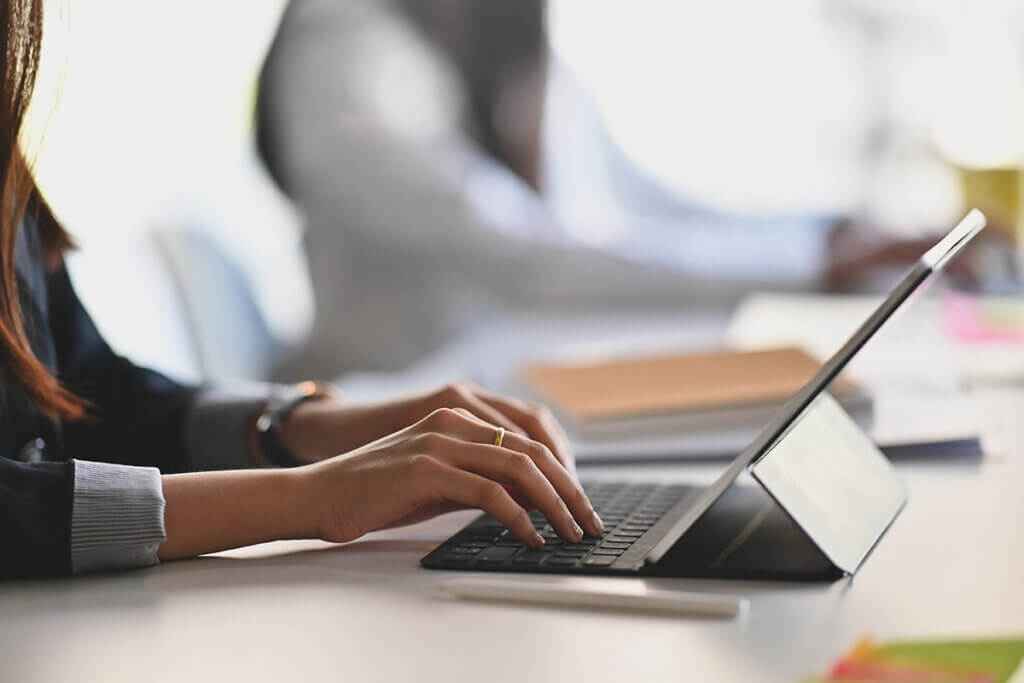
572,523,583,541
590,511,605,534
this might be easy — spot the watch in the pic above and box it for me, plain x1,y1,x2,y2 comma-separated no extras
255,381,331,467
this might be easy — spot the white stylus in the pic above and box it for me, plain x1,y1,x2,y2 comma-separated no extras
439,578,747,619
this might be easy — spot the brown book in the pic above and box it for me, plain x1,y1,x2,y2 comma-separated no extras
521,346,862,423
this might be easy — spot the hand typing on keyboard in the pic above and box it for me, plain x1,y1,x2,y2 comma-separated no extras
424,482,692,572
276,381,578,477
292,406,604,548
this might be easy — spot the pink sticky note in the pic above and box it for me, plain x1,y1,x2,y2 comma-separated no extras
944,294,1024,343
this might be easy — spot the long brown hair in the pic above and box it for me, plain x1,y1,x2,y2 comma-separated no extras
2,0,85,419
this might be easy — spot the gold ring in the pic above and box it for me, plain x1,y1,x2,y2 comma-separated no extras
493,426,505,448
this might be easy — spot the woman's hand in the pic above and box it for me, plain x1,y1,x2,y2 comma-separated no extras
280,381,577,475
824,217,1016,291
161,406,602,562
296,407,603,547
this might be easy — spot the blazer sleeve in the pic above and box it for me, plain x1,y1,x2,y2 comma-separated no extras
0,457,167,579
0,458,73,578
47,265,199,473
49,264,287,475
0,267,278,580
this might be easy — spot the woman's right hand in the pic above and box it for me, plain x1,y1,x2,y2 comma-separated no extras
296,407,605,548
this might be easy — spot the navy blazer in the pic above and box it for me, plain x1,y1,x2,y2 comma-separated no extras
1,219,198,578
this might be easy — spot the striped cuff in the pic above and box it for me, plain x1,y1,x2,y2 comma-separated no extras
70,460,166,575
184,383,284,471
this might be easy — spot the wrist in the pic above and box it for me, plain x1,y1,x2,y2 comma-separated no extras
249,382,342,466
278,396,346,463
276,466,319,540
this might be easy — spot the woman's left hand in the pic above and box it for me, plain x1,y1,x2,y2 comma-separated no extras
277,381,577,475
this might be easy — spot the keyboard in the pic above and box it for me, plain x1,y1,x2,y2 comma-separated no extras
422,481,694,574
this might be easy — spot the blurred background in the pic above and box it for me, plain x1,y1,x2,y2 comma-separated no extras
23,0,1024,385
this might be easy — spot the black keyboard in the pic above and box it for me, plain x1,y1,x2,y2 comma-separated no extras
421,481,694,573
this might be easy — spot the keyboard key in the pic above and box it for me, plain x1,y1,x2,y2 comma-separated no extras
592,548,624,556
451,546,482,555
514,551,549,565
495,532,523,547
582,555,616,566
477,547,521,563
562,543,596,551
546,556,579,566
600,541,631,550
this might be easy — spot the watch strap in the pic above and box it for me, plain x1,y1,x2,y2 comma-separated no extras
255,381,329,468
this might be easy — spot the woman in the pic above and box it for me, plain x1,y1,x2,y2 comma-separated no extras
0,0,601,580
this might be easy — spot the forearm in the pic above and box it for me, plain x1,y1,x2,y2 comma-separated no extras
158,468,311,560
276,396,412,463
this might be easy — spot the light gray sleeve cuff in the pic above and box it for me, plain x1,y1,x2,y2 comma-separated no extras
70,460,166,575
184,382,285,471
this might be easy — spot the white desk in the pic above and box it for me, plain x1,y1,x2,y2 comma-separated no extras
2,310,1022,682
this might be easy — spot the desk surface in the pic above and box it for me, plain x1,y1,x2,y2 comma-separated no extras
2,310,1022,683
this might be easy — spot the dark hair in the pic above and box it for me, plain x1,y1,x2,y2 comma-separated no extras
1,0,86,419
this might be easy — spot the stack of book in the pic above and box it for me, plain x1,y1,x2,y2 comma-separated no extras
519,346,978,462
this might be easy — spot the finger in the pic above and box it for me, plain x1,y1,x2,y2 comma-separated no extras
428,462,544,548
444,388,528,439
443,410,602,537
429,435,584,542
437,425,536,511
472,388,577,475
491,430,602,536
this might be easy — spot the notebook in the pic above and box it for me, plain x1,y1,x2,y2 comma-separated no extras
521,346,871,437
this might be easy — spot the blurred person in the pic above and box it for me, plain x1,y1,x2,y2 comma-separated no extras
0,0,603,579
256,0,987,380
257,0,841,377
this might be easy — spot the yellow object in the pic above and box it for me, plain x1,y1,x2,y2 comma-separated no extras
845,637,880,661
956,165,1024,243
493,427,505,448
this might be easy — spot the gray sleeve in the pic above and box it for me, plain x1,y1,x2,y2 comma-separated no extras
70,460,166,575
183,383,285,471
